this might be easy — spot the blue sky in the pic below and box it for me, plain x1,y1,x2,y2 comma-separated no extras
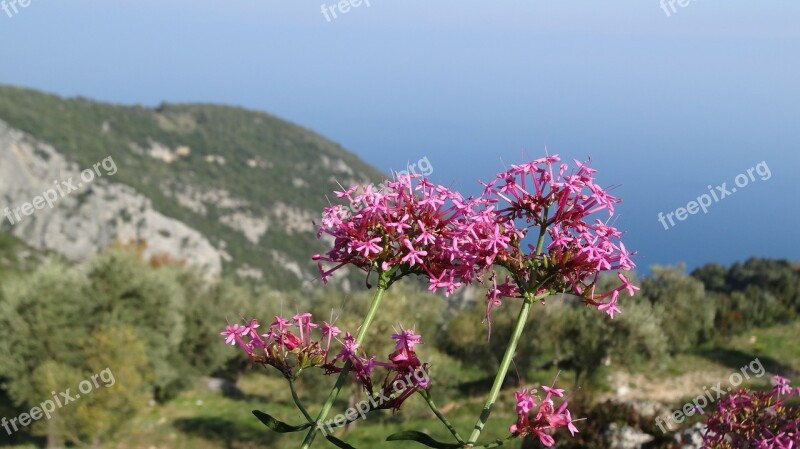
1,0,798,273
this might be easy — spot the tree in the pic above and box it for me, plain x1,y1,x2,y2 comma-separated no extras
164,273,252,397
30,326,151,449
0,258,90,405
83,248,186,399
642,265,715,353
0,247,254,446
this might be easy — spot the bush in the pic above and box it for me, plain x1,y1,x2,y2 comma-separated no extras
30,326,151,447
0,258,90,405
83,248,186,399
643,265,715,353
0,247,255,445
693,258,800,334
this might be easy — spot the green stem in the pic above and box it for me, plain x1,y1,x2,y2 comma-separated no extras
300,270,391,449
467,208,549,446
466,292,536,445
289,377,314,423
419,389,465,444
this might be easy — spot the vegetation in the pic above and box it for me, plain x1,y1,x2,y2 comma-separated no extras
0,248,250,447
693,258,800,335
0,84,386,287
0,232,797,448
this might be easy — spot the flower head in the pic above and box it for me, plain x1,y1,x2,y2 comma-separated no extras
480,155,637,321
773,375,793,397
221,324,245,346
221,313,328,377
315,174,520,297
509,378,578,446
703,378,799,448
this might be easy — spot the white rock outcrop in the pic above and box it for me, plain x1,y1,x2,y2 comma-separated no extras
0,120,222,276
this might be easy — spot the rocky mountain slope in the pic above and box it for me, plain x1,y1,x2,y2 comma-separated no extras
0,85,385,288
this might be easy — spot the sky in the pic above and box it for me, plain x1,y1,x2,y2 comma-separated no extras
1,0,798,273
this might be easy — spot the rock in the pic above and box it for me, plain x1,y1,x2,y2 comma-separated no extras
674,423,705,449
0,120,222,277
606,423,655,449
629,400,671,418
201,377,243,398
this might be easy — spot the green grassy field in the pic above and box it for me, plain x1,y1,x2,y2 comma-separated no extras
111,374,518,449
2,322,797,449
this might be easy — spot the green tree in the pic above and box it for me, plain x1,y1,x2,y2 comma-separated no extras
30,361,85,449
643,265,715,353
693,258,800,332
83,248,186,399
71,326,151,448
0,247,254,446
29,326,151,449
165,273,252,396
0,258,90,404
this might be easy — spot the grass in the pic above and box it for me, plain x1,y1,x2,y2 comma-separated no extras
724,320,800,375
2,321,797,449
0,370,522,449
104,374,521,449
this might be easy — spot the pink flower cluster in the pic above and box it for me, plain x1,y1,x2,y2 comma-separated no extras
222,316,430,410
327,327,431,411
703,375,800,449
314,175,519,296
221,314,340,377
509,380,579,447
481,155,637,318
316,157,638,322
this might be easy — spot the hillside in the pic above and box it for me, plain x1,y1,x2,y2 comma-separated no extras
0,84,385,287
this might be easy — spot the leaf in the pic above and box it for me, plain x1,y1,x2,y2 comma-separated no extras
325,434,358,449
386,430,462,448
252,410,311,433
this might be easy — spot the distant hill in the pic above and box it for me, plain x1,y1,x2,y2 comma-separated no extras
0,84,385,288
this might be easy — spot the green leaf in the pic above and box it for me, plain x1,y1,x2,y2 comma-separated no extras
251,410,311,433
386,430,461,448
325,434,358,449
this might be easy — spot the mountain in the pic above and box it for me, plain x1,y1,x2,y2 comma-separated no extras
0,84,385,288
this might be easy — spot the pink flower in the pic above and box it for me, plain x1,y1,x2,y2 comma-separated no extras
315,174,520,297
557,409,579,437
774,375,793,397
271,316,290,331
542,385,565,398
321,322,341,336
481,155,638,318
400,239,427,267
534,429,555,447
355,237,383,258
414,220,436,246
598,293,621,319
242,320,265,348
509,378,579,446
242,319,260,338
221,324,245,346
221,324,254,356
293,313,316,344
389,327,422,364
277,329,302,350
333,333,361,365
704,381,799,448
391,327,422,351
222,313,339,376
330,333,377,390
617,272,639,296
484,273,521,335
515,389,536,415
320,321,341,363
